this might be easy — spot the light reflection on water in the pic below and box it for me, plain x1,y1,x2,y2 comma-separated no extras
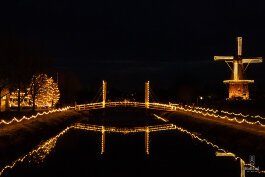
1,122,241,175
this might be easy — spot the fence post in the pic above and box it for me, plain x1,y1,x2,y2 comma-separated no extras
101,126,105,154
145,127,150,155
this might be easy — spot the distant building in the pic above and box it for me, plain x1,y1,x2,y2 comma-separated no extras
0,74,60,111
9,89,31,108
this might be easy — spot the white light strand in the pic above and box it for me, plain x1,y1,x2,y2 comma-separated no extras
0,107,70,126
181,104,265,120
175,106,265,127
74,123,176,133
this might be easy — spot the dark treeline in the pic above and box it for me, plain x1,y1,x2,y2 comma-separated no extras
0,36,59,111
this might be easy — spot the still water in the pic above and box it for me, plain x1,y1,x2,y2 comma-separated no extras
1,108,251,177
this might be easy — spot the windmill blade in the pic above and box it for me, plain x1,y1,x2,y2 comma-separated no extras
237,37,242,56
242,57,263,64
243,57,263,72
214,56,234,61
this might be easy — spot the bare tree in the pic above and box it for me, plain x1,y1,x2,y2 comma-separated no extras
0,79,9,111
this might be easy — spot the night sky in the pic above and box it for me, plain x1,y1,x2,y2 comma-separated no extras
1,0,265,102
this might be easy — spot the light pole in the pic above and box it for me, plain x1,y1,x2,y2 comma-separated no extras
197,96,203,106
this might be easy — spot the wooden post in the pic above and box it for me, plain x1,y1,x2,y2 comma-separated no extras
101,126,105,154
145,127,149,155
102,80,107,108
240,159,245,177
145,81,149,109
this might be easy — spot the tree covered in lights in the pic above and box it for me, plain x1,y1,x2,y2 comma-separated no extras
29,74,46,110
29,74,60,110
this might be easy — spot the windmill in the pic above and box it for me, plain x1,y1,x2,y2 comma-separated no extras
214,37,262,100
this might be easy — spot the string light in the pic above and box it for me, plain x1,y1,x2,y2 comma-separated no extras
168,103,265,127
0,107,70,126
180,107,265,127
145,81,150,108
145,127,149,155
175,104,265,120
75,101,175,111
102,80,107,108
74,123,176,133
153,114,169,122
101,126,105,154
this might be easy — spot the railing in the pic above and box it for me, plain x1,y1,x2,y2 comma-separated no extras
75,102,103,111
75,101,177,112
74,123,176,154
74,123,176,133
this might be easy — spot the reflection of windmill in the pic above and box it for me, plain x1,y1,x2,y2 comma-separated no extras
214,37,262,100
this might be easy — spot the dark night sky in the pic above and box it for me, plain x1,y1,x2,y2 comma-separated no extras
1,0,265,99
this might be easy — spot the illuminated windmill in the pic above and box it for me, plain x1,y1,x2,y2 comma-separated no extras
214,37,262,100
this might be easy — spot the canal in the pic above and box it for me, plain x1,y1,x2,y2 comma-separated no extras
2,108,258,177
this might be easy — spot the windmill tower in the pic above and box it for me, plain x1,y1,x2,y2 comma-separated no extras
214,37,262,100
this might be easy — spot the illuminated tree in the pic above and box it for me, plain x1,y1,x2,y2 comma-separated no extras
29,74,48,111
32,74,60,107
29,74,60,110
51,81,60,107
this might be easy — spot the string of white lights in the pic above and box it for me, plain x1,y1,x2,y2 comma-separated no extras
183,104,265,120
174,106,265,127
75,101,175,111
0,107,70,126
153,114,169,122
74,123,176,133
